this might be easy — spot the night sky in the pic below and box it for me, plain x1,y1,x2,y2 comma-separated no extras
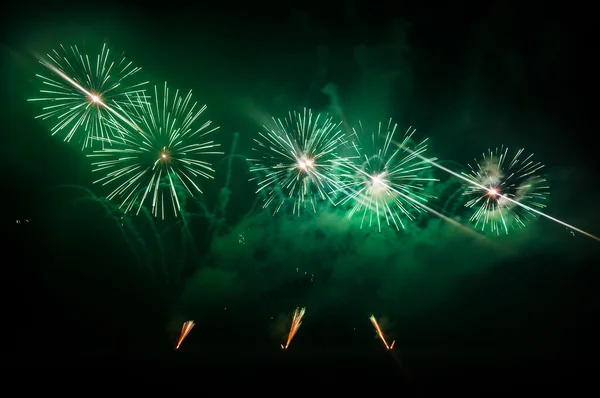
2,0,599,388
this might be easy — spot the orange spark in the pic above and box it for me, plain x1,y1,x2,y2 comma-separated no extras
370,315,394,350
175,320,195,350
282,307,306,349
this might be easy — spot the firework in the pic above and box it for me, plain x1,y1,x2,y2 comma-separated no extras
281,306,306,350
369,315,395,350
335,121,438,232
28,43,148,149
175,320,195,350
393,142,600,243
462,146,550,235
87,82,222,218
249,108,346,215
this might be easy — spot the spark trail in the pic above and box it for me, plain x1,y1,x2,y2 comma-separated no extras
175,320,195,350
281,307,306,350
369,315,395,350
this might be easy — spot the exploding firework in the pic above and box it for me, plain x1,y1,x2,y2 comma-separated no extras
249,108,346,215
394,142,600,243
281,306,306,350
335,121,438,232
175,320,195,350
462,146,550,235
28,43,148,149
369,315,395,350
87,82,222,218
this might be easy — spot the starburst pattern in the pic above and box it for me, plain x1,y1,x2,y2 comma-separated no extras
87,82,222,218
462,146,550,234
249,108,346,215
28,43,149,149
335,120,438,232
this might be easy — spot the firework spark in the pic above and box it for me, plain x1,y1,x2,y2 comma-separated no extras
87,82,222,218
28,43,148,149
175,320,195,350
249,108,346,215
369,315,395,350
281,307,306,350
335,121,438,232
462,146,550,235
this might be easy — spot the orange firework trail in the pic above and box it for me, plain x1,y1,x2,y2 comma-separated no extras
175,320,195,350
370,315,395,350
281,307,306,350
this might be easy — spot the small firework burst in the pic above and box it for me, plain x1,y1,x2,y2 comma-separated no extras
335,120,438,232
28,43,148,149
175,320,195,350
249,108,346,215
87,82,222,219
369,315,395,350
281,307,306,350
462,146,550,234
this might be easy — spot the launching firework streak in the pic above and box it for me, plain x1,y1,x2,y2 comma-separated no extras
175,320,195,350
369,315,395,350
88,82,222,219
462,146,550,235
28,43,148,149
281,307,306,350
335,122,438,232
249,108,346,215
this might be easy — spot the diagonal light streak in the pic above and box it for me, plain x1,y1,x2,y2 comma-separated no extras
394,138,600,243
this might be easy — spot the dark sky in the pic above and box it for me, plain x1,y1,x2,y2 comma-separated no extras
2,0,599,388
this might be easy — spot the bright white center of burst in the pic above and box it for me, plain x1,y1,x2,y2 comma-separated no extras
298,157,314,171
488,187,498,196
159,151,170,162
370,174,387,196
90,94,101,103
158,147,171,163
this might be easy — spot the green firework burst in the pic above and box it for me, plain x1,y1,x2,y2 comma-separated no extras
87,82,222,218
462,146,550,235
28,43,148,149
249,108,346,215
335,120,438,232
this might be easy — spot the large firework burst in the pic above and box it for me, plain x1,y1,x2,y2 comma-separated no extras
28,43,148,149
87,82,222,218
462,146,550,234
335,121,438,232
249,108,346,215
